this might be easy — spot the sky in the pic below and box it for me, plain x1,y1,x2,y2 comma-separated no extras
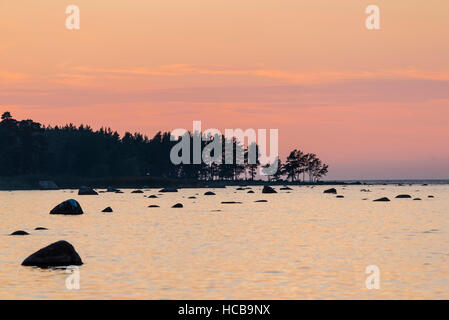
1,0,448,180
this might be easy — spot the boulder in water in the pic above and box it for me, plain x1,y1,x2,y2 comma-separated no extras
247,190,255,194
35,227,48,231
373,197,390,202
254,200,268,203
50,199,83,215
131,190,144,194
172,203,183,208
336,195,344,198
21,240,83,268
148,205,160,208
413,198,422,201
188,196,197,199
428,195,434,198
11,230,29,236
323,188,337,194
148,195,158,198
159,188,178,193
395,194,412,199
204,191,215,195
102,207,113,212
262,186,277,194
78,186,98,195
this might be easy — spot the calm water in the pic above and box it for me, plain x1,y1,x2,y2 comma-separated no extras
0,185,448,299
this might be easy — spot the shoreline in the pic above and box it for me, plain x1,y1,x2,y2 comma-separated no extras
0,175,448,191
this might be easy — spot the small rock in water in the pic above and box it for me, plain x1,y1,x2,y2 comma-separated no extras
131,190,144,194
34,227,48,230
148,205,160,208
11,230,29,236
236,187,246,190
336,195,344,198
211,209,222,212
254,200,268,203
413,198,422,201
428,195,434,198
395,194,412,199
373,197,390,202
102,207,113,212
115,190,124,193
50,199,84,215
159,188,178,193
323,188,337,194
188,196,197,199
204,191,216,195
221,201,242,204
78,186,98,195
148,195,158,198
106,186,119,192
360,189,371,192
262,186,277,194
247,190,255,194
172,203,183,208
21,240,83,268
280,186,293,190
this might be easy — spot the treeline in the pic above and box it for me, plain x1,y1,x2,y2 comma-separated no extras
0,112,328,182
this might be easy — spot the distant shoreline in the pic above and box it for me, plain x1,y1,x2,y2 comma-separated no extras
0,175,448,190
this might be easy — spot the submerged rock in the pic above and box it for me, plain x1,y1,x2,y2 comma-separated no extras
204,191,216,195
247,190,255,194
131,190,144,194
172,203,183,208
254,200,268,203
50,199,84,215
78,186,98,195
115,190,124,193
34,227,48,231
188,196,197,199
21,240,83,268
159,188,178,193
148,205,160,208
148,195,158,198
221,201,242,204
102,207,113,212
336,195,344,198
106,186,120,192
280,186,293,190
262,186,277,194
413,198,422,201
11,230,29,236
395,194,412,199
428,195,434,198
373,197,390,202
323,188,337,194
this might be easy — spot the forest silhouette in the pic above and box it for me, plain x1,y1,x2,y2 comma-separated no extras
0,112,328,186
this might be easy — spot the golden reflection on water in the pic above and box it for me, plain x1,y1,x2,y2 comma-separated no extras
0,185,448,299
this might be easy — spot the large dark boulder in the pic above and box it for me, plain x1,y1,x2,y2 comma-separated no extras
78,186,98,195
11,230,29,236
262,186,277,194
50,199,84,215
159,188,178,193
204,191,216,195
395,194,412,199
21,240,83,268
323,188,337,194
373,197,390,202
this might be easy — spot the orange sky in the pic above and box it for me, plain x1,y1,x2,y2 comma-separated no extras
1,1,449,179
